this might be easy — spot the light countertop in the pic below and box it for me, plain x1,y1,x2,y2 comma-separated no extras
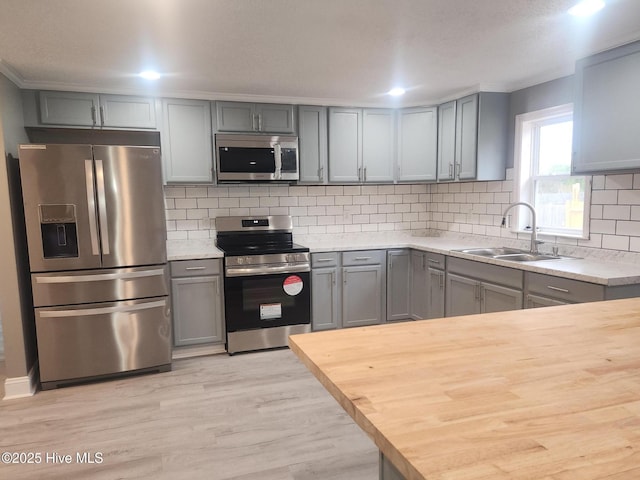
167,232,640,286
289,297,640,480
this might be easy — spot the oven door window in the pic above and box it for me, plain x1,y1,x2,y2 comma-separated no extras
224,272,310,331
218,147,276,173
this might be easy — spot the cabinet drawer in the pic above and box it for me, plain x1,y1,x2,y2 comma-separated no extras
342,250,385,266
424,252,446,269
526,272,604,303
312,252,339,268
170,259,221,277
447,257,523,289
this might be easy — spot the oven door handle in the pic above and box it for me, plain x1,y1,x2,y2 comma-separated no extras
225,263,310,277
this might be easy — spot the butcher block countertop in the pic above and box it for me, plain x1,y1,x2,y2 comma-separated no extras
289,298,640,480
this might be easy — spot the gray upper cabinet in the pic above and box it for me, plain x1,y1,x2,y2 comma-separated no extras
37,91,158,129
161,98,213,184
387,249,410,322
397,107,438,182
362,109,395,182
328,107,394,183
437,100,457,181
298,105,328,183
437,92,508,182
215,101,295,134
572,40,640,173
329,107,362,182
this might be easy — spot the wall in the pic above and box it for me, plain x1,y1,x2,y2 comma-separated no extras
0,72,35,381
164,184,429,238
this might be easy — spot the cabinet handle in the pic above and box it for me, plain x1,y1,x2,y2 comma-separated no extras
448,163,453,178
91,106,98,126
331,271,336,285
421,255,426,270
546,285,569,293
454,162,461,179
364,166,367,181
185,266,207,271
319,166,324,181
439,271,445,289
475,283,481,300
252,114,258,131
315,258,333,263
99,106,105,126
427,258,441,265
358,166,362,181
258,114,263,131
354,256,371,261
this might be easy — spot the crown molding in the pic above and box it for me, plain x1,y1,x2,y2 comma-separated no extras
0,60,25,87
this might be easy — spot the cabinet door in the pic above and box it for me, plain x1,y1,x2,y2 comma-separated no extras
171,276,224,346
410,251,428,320
161,99,213,183
397,107,438,182
573,41,640,173
39,91,100,126
362,109,395,182
298,106,328,183
525,294,570,309
437,100,456,181
482,282,522,313
329,108,362,182
455,93,478,180
256,103,295,133
215,101,256,132
311,267,339,330
446,273,480,317
427,267,445,319
342,265,383,327
99,95,157,129
387,250,410,321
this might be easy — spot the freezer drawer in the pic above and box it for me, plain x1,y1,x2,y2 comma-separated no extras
31,264,168,307
35,297,171,387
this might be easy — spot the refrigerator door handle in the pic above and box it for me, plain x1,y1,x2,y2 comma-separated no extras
38,299,167,318
95,159,110,255
84,160,100,256
35,268,166,284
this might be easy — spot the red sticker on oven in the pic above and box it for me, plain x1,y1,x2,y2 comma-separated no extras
283,275,304,296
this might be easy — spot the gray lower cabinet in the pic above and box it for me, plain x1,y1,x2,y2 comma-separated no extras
161,98,213,183
35,90,158,129
342,250,386,328
311,253,340,331
410,250,445,320
525,294,569,308
446,257,523,317
573,39,640,173
170,259,225,346
298,105,328,183
387,249,410,322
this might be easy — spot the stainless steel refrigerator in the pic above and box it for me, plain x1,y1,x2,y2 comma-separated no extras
19,144,171,390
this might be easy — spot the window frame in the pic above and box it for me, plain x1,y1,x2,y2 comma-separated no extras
513,103,591,239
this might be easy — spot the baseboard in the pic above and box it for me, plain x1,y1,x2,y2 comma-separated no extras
3,364,37,400
172,343,226,360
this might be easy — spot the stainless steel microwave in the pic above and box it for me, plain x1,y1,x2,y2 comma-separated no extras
215,134,299,182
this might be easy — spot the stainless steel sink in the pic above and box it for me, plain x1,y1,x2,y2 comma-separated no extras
455,247,575,262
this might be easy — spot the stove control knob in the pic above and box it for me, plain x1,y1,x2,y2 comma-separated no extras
286,254,294,263
296,254,306,262
244,256,252,265
236,257,244,265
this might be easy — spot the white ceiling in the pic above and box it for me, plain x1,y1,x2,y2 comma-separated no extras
1,0,640,107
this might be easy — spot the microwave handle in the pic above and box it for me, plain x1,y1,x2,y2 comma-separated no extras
274,143,282,179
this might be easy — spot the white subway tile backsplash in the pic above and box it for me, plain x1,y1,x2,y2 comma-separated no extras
166,209,186,220
185,187,208,198
605,174,634,190
616,221,640,236
187,209,208,220
317,196,336,206
590,219,617,234
219,197,240,208
618,190,640,205
239,197,260,208
603,205,631,220
279,196,298,207
591,190,618,205
602,234,630,251
175,198,198,209
229,208,250,216
269,207,289,215
591,176,606,190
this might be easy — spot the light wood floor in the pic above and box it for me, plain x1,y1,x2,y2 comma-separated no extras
0,349,378,479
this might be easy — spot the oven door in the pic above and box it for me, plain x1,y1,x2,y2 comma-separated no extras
224,271,311,332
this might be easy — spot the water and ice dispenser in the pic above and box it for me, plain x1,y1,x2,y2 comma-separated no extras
39,204,79,258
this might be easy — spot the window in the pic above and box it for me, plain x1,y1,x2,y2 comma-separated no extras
514,104,590,238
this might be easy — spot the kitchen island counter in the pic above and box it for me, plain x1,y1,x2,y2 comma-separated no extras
290,297,640,479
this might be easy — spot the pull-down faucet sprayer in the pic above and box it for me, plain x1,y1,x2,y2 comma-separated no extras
501,202,542,254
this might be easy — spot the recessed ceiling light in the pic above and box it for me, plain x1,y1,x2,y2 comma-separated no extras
139,70,161,80
388,87,406,97
568,0,605,17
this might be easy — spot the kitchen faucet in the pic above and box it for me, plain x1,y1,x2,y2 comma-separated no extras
501,202,542,254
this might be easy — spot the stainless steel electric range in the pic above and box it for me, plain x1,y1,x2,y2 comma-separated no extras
215,216,311,354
